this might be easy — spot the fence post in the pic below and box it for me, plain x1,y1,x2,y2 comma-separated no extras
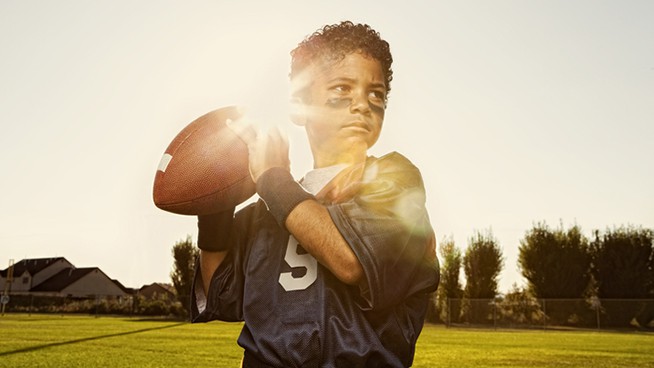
590,296,601,331
542,299,547,329
447,298,451,328
95,295,99,318
492,299,497,330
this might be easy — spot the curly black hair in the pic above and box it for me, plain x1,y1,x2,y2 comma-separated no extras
290,21,394,100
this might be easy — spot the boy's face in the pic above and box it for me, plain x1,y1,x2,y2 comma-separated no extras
293,52,387,168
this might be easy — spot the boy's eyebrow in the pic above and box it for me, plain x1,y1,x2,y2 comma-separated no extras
326,77,387,90
326,77,356,85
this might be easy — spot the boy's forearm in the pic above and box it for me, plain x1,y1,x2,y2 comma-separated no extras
285,199,364,285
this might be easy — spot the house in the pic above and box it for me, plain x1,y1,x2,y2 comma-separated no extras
30,267,127,298
139,282,176,301
0,257,128,298
112,279,137,296
0,257,73,293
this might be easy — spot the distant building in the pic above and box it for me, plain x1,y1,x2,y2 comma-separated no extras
112,279,138,295
0,257,129,298
0,257,73,293
139,283,176,301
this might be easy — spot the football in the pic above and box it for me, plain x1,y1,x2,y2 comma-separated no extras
153,106,256,215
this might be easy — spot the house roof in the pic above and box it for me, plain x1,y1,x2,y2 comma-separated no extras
30,267,97,292
139,282,175,293
0,257,69,278
138,282,177,297
112,279,137,295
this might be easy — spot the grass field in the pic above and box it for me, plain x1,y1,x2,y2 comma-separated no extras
0,314,652,367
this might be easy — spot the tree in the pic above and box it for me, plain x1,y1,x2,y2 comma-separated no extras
590,226,654,327
171,235,199,317
591,226,653,298
462,230,503,324
463,230,503,299
436,235,463,324
518,222,591,299
518,222,592,326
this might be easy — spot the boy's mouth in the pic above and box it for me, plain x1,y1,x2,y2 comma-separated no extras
344,121,371,133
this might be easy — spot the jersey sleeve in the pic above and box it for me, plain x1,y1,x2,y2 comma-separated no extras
327,152,439,311
191,203,258,323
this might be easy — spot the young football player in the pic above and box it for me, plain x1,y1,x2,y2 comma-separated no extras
192,21,439,367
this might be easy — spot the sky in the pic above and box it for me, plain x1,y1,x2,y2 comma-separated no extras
1,0,652,292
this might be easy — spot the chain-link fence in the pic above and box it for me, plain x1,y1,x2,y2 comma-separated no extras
3,293,653,329
435,298,654,330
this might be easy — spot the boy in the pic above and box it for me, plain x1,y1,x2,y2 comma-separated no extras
192,21,439,367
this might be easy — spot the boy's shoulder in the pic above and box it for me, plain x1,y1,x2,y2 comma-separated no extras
354,151,427,212
368,151,416,167
364,151,423,188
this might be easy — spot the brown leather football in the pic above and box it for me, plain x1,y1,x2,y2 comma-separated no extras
153,106,255,215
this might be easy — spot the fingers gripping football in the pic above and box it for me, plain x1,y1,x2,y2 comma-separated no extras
227,118,291,183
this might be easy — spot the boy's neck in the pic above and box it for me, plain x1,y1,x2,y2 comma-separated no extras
312,146,369,169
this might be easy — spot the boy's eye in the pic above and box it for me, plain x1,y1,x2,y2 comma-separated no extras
369,90,386,100
332,85,351,93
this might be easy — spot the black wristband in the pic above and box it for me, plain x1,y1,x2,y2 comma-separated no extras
256,167,315,228
197,208,235,252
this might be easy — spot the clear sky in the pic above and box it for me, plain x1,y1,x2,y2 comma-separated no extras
1,0,652,292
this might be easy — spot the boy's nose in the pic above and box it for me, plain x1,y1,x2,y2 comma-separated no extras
349,91,371,115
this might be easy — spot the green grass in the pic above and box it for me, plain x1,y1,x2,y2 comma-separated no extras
416,326,653,367
0,314,652,367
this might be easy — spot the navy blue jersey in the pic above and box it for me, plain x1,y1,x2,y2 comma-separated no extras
192,152,439,367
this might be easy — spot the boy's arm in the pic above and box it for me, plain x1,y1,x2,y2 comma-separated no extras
285,198,364,285
254,166,365,286
196,209,235,295
229,123,364,285
192,207,247,322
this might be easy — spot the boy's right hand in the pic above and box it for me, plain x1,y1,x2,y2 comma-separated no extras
227,117,291,183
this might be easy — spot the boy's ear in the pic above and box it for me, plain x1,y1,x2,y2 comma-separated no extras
289,97,308,126
289,76,311,126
